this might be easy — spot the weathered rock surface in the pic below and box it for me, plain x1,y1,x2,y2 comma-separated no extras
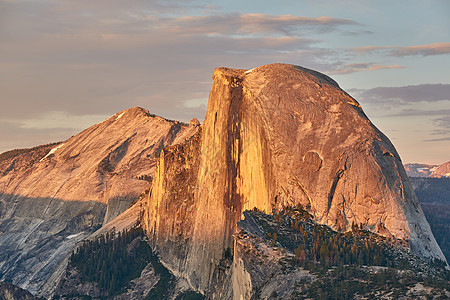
231,210,449,299
230,212,315,299
0,107,198,294
144,64,446,295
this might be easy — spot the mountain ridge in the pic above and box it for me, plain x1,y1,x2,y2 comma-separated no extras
0,107,199,294
404,161,450,178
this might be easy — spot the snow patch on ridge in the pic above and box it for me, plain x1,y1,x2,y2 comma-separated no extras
66,232,83,239
115,112,125,120
40,144,64,162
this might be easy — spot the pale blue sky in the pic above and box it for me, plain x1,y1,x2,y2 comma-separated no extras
0,0,449,163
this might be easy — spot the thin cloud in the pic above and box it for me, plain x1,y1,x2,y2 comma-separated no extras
426,127,450,143
353,42,450,57
0,120,73,154
353,46,386,53
2,1,360,39
390,42,450,56
3,111,110,130
387,109,450,117
434,115,450,129
162,13,360,36
328,63,404,74
353,84,450,104
424,137,450,142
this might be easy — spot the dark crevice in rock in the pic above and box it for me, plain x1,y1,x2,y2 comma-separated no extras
224,73,244,253
327,169,344,214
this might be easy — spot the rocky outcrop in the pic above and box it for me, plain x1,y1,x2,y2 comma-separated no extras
230,212,315,299
230,210,449,299
0,107,199,294
144,64,446,295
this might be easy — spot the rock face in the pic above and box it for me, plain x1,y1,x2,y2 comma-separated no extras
144,64,446,294
0,107,198,294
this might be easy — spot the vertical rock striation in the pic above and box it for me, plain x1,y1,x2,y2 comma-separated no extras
144,64,446,295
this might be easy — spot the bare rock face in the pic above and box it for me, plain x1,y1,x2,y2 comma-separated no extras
144,64,446,294
0,107,198,294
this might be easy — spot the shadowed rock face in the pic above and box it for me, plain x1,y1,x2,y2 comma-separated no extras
0,107,199,294
144,64,446,293
0,194,105,294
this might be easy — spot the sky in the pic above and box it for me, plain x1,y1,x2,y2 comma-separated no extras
0,0,449,164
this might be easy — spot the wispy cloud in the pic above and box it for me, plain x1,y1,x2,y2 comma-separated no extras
160,13,359,36
387,109,450,117
329,63,404,74
424,136,450,142
351,84,450,104
353,42,450,57
2,111,110,130
434,115,450,129
390,42,450,56
0,120,75,154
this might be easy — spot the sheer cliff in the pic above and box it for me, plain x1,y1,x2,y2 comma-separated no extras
144,63,446,294
0,107,198,294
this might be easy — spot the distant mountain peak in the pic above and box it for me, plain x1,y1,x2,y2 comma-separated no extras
405,161,450,178
431,161,450,178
